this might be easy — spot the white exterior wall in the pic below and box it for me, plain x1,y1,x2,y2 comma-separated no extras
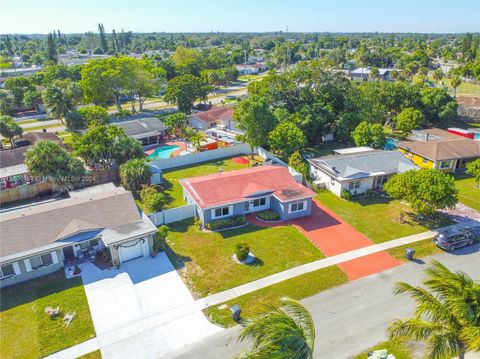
188,117,207,130
340,176,375,195
309,166,343,196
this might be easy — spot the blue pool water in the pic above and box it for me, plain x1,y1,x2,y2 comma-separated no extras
475,133,480,140
384,138,397,150
147,145,180,160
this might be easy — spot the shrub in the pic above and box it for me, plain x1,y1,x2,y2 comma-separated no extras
235,243,250,261
140,185,166,214
365,189,374,196
257,209,280,221
205,215,246,230
153,225,169,252
341,189,352,200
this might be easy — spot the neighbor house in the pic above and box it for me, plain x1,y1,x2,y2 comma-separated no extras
349,67,397,81
180,165,315,225
397,137,480,173
308,148,419,197
234,62,267,75
188,106,236,131
0,185,156,287
114,117,167,147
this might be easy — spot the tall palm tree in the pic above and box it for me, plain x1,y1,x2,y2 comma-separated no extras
388,260,480,359
0,115,23,147
43,84,75,124
236,297,315,359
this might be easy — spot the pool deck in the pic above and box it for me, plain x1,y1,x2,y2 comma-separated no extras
145,141,187,158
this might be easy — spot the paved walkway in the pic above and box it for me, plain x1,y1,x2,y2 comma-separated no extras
249,199,403,280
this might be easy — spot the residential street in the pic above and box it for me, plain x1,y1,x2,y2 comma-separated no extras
167,244,480,359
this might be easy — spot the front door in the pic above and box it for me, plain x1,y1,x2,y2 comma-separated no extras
63,246,75,260
244,201,250,214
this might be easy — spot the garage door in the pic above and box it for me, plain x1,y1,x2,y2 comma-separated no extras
119,240,144,263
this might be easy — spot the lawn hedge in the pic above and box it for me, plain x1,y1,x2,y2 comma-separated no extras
205,215,247,230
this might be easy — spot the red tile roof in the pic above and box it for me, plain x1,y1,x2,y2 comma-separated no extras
192,106,234,124
180,165,314,209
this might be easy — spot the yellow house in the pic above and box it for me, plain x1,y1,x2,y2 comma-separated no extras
397,138,480,173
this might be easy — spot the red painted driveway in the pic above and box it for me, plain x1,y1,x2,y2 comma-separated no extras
249,199,402,280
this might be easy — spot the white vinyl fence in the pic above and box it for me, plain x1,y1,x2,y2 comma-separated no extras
148,204,195,226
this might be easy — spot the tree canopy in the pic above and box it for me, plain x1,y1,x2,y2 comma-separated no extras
163,74,210,114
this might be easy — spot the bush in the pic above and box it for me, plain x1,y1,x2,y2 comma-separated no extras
140,185,165,214
205,215,246,230
153,225,169,252
257,209,280,221
365,189,374,196
341,189,352,200
235,243,250,261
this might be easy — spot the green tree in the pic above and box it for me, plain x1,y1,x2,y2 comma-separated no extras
0,115,23,147
171,46,203,76
189,131,204,152
43,80,80,124
120,158,151,193
236,297,315,359
0,91,15,115
384,169,458,216
66,105,109,132
4,77,35,107
233,96,277,158
23,90,42,114
420,88,457,124
139,185,166,214
451,76,462,97
163,112,188,138
46,33,58,64
269,121,307,159
352,121,385,149
369,67,379,80
25,141,85,191
98,23,108,53
433,68,444,84
466,159,480,187
288,150,308,178
395,107,425,134
388,260,480,359
164,74,210,114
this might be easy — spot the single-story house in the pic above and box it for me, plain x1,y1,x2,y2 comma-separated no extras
397,137,480,173
234,62,267,75
308,148,419,196
349,67,397,81
0,185,156,287
0,132,63,191
188,106,236,131
114,117,167,147
180,165,315,224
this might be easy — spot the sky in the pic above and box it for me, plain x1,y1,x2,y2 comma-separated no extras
1,0,479,34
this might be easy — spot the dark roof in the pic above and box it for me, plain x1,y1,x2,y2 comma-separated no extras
0,146,29,169
397,139,480,161
14,132,62,148
114,117,167,139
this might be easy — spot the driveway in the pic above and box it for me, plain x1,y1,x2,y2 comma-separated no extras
249,199,402,280
80,253,222,358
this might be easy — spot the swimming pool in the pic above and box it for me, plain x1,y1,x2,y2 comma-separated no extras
384,138,397,150
475,133,480,140
147,145,180,160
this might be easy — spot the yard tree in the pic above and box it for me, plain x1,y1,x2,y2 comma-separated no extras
269,121,307,159
23,90,42,114
0,115,23,147
163,112,188,138
66,105,109,132
98,23,108,53
0,91,15,115
46,33,58,64
25,141,85,191
164,74,210,114
466,159,480,187
433,68,444,84
237,297,315,359
43,80,81,124
388,260,480,359
233,95,277,158
420,88,457,124
139,185,166,214
119,158,151,194
171,46,203,76
288,150,308,178
3,77,36,107
128,59,156,112
384,169,458,216
451,76,462,97
395,107,425,134
352,121,385,148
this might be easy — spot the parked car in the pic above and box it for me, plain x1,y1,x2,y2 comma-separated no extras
433,228,476,251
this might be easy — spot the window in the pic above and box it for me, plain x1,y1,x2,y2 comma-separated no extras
290,201,305,213
79,241,90,250
439,160,452,169
348,180,363,190
252,197,266,207
422,158,428,164
214,206,230,218
0,264,15,278
90,239,99,247
30,254,53,270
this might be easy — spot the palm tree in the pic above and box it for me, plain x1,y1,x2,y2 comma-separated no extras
236,297,315,359
432,69,444,85
451,77,462,97
388,260,480,359
119,158,151,194
0,115,23,147
43,84,75,124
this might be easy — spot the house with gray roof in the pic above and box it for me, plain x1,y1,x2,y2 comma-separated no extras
114,117,167,147
0,185,156,287
308,148,419,196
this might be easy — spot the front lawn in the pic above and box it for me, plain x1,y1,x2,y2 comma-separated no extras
316,191,452,243
453,173,480,211
387,238,441,262
161,156,263,209
354,338,414,359
204,265,347,327
166,219,324,297
0,271,95,358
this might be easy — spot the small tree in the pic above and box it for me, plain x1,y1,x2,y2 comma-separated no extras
153,225,169,253
288,150,308,178
163,112,188,139
119,158,151,193
432,68,444,84
140,185,166,214
0,115,23,147
269,121,307,159
451,76,462,97
384,169,458,216
466,159,480,187
395,107,425,134
352,121,386,149
66,105,109,132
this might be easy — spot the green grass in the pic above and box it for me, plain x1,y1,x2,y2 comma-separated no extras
354,338,413,359
387,238,441,262
204,265,347,327
302,142,349,158
315,191,452,243
0,271,96,358
161,156,263,209
77,350,102,359
23,123,64,132
166,219,324,297
453,173,480,211
17,119,41,125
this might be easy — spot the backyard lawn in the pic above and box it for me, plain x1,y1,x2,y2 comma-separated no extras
161,156,263,209
453,173,480,211
166,219,324,297
0,271,95,358
204,265,347,327
316,190,452,243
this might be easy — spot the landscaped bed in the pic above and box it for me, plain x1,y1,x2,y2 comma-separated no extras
203,265,347,327
453,173,480,211
0,271,96,358
161,156,263,209
315,190,452,244
166,219,324,297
